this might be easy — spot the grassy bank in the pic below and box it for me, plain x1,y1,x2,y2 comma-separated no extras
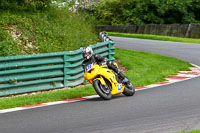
115,48,191,87
0,7,98,57
0,48,191,109
108,32,200,44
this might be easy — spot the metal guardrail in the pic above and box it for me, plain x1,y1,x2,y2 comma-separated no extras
96,24,200,38
0,37,115,96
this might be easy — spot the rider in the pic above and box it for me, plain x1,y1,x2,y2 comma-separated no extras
82,47,130,85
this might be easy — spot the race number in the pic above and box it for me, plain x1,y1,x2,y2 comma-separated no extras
86,64,93,72
117,84,122,91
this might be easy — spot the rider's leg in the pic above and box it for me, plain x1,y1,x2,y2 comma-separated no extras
107,61,130,84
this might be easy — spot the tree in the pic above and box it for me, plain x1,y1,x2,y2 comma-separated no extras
92,0,200,25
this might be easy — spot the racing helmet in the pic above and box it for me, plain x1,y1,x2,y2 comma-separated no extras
82,47,93,60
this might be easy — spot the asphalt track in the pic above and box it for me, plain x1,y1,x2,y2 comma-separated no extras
1,37,200,133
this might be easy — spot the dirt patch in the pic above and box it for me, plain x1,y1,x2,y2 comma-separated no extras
6,26,38,54
114,60,129,73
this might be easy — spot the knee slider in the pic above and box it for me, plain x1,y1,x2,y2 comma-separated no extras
107,61,113,66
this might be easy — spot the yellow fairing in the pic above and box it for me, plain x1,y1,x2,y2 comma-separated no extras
94,77,106,85
84,64,124,95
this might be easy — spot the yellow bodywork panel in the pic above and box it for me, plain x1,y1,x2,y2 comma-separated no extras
94,77,106,85
84,64,124,95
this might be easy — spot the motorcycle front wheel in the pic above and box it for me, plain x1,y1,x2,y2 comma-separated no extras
93,80,112,100
123,79,135,96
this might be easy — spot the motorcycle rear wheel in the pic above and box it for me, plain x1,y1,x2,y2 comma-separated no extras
93,80,112,100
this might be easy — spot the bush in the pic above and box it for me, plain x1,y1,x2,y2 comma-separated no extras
92,0,200,25
0,41,21,57
0,6,98,57
0,0,51,11
0,26,21,57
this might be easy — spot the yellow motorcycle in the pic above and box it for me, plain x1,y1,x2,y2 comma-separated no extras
84,62,135,100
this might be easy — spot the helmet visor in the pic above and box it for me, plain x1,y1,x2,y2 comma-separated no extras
84,53,89,57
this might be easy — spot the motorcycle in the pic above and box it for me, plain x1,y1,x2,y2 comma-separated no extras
84,62,135,100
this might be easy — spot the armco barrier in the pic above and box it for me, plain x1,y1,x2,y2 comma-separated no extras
96,24,200,39
0,41,115,96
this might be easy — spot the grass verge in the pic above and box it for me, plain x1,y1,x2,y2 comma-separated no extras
115,48,191,87
108,32,200,44
0,48,192,110
178,130,200,133
0,86,95,110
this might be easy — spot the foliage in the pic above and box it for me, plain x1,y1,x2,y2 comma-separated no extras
0,27,21,56
91,0,200,25
0,7,98,57
0,0,51,11
77,0,100,12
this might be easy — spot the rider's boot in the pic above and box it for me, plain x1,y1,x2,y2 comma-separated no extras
107,61,132,87
118,72,131,87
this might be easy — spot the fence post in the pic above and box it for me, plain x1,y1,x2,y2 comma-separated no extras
64,54,70,88
108,41,115,61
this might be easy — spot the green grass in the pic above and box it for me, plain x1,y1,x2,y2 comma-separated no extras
115,48,191,87
178,130,200,133
0,7,98,57
0,86,95,110
108,32,200,44
0,48,192,110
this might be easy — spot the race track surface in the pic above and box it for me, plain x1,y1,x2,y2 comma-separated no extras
1,37,200,133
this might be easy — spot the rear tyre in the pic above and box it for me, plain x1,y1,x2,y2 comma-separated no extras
123,79,135,96
93,80,112,100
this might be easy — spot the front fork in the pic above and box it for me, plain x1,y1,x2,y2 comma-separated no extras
94,76,108,89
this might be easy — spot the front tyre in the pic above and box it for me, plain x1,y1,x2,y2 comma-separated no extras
93,80,112,100
123,80,135,96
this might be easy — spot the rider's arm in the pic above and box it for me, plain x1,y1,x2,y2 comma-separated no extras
82,61,86,70
94,54,107,62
